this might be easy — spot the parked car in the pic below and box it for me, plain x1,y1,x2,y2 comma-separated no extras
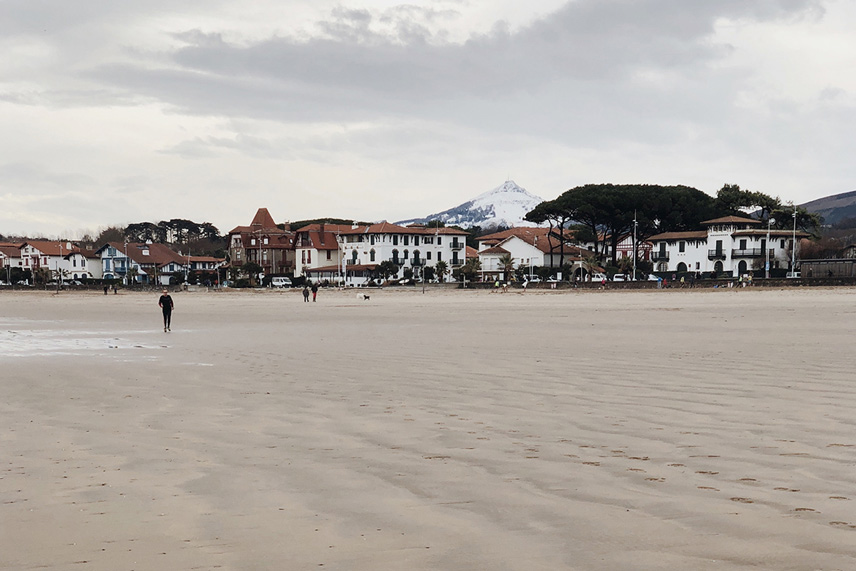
526,275,542,283
590,272,608,282
612,274,627,282
271,276,293,288
786,271,801,278
647,274,661,281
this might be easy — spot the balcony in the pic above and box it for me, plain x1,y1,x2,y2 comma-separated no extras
651,252,669,262
732,248,766,258
411,258,424,267
450,242,464,250
707,250,726,260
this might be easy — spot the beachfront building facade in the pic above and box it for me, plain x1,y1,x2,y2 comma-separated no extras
19,241,82,280
293,223,348,277
228,208,294,280
476,227,593,281
63,250,94,280
1,241,101,282
648,216,808,277
0,244,21,269
614,233,652,263
187,255,227,284
96,242,189,285
321,222,469,286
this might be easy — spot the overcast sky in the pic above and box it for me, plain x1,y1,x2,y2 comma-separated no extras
1,0,854,238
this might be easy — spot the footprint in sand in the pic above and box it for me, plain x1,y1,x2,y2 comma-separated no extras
698,486,719,491
829,496,850,500
794,508,818,512
645,477,665,482
829,521,856,529
731,497,754,504
667,463,685,467
696,471,719,475
774,487,800,492
582,461,601,466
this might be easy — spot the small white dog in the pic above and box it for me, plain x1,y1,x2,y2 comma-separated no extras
357,293,370,300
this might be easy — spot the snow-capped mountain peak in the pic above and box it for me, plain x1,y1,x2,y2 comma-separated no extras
397,181,544,229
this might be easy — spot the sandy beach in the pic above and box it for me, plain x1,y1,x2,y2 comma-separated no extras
1,286,855,570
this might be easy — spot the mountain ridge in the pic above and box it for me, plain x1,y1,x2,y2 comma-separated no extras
396,180,544,229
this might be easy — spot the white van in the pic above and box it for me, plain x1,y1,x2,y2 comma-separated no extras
271,277,293,288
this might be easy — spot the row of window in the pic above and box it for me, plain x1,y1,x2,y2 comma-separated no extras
300,250,335,264
659,238,789,254
346,235,462,247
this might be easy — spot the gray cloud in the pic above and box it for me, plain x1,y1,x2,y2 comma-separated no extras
0,0,847,237
77,1,823,134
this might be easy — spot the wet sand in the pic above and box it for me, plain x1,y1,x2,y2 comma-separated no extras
2,287,855,570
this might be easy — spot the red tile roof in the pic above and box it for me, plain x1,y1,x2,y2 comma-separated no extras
340,222,467,236
479,246,511,255
228,208,289,234
648,231,709,241
479,227,576,254
732,229,810,238
21,240,79,256
702,216,760,225
0,245,21,258
102,242,185,267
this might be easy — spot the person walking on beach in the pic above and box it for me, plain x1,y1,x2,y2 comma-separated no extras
158,288,174,332
311,282,319,302
302,285,310,302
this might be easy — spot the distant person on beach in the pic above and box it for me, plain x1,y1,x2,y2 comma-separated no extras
302,285,310,302
311,282,319,302
103,285,109,295
158,289,174,332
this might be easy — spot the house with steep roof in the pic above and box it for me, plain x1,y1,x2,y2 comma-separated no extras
476,227,592,281
227,208,294,279
648,216,808,276
63,250,96,280
293,223,349,277
18,241,81,280
95,242,189,285
0,243,22,267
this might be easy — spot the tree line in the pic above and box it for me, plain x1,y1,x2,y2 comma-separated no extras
524,183,821,266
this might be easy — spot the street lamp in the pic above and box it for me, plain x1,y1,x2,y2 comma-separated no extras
632,211,638,281
123,241,128,286
765,217,776,279
791,204,797,275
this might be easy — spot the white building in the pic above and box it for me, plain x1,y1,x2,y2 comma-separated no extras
293,223,349,277
19,241,79,280
648,216,808,277
63,250,95,280
476,228,592,281
318,222,468,286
